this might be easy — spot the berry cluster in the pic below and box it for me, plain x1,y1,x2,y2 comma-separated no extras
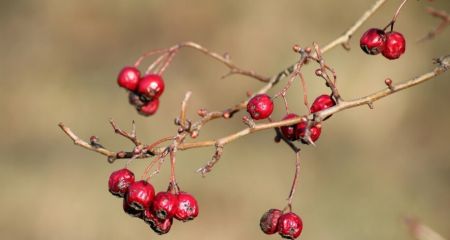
360,28,406,60
260,209,303,239
108,168,199,235
246,94,336,144
117,66,165,116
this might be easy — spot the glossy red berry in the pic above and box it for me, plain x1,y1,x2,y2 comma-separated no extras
137,98,159,116
360,28,386,55
277,212,303,239
117,66,141,91
152,192,178,220
123,199,141,217
125,180,155,211
298,120,321,144
260,209,283,235
382,31,406,60
137,74,165,98
247,94,274,120
310,95,336,114
108,168,135,198
280,114,300,141
175,192,199,222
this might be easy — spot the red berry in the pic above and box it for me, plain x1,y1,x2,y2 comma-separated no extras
310,95,336,114
143,209,173,235
382,31,406,60
260,209,283,235
108,168,135,198
298,120,321,144
123,198,141,217
247,94,274,120
360,28,386,55
175,192,199,221
117,66,140,91
125,180,155,211
280,114,300,141
152,192,178,220
137,98,159,116
277,212,303,239
137,74,165,98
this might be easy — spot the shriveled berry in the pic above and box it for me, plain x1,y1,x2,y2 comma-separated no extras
297,120,321,144
137,74,165,98
260,209,282,235
142,209,173,234
175,192,199,221
310,95,336,113
382,31,406,60
123,198,141,217
108,168,135,198
126,180,155,211
360,28,386,55
152,192,178,220
277,212,303,239
128,92,146,108
117,66,140,91
280,113,300,141
247,94,274,120
137,98,159,116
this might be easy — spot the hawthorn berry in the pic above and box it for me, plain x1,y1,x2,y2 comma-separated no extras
310,95,335,114
117,66,141,91
360,28,386,55
280,113,300,141
142,209,173,234
123,198,141,217
108,168,135,198
175,192,199,222
247,94,274,120
138,74,165,98
125,180,155,211
382,31,406,60
259,209,283,235
277,212,303,239
128,92,146,108
298,120,321,144
152,192,178,220
137,98,159,116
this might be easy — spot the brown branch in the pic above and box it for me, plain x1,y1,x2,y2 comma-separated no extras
418,7,450,42
109,119,142,146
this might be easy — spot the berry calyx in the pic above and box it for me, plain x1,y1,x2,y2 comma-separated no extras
310,95,336,114
298,120,321,144
125,180,155,211
360,28,386,55
108,168,135,198
137,74,165,98
137,98,160,116
382,31,406,60
117,66,141,91
260,209,283,235
277,212,303,239
247,94,274,120
280,114,300,141
174,192,199,222
152,192,178,220
143,209,173,235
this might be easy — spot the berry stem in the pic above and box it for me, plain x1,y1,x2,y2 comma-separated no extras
383,0,409,32
286,151,301,211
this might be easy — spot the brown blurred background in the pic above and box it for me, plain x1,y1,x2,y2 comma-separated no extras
0,0,449,239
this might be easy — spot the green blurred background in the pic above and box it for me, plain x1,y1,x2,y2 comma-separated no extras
0,0,449,239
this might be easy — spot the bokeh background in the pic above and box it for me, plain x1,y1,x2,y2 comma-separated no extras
1,0,449,239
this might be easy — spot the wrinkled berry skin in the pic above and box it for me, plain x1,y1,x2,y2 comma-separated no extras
128,92,146,108
137,98,159,116
123,198,141,217
280,114,300,141
310,95,335,114
175,192,199,221
382,31,406,60
247,94,274,120
143,209,173,235
298,120,321,144
152,192,178,220
125,180,155,211
260,209,283,235
117,66,141,91
360,28,386,55
277,212,303,239
138,74,165,98
108,168,135,198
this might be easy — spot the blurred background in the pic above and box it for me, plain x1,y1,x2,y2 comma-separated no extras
0,0,449,239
